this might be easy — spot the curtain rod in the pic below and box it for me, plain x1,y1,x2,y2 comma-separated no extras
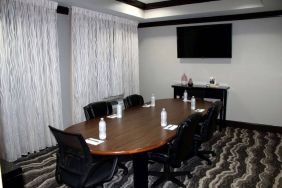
57,5,69,15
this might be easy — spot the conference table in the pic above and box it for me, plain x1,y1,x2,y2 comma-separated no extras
65,98,212,188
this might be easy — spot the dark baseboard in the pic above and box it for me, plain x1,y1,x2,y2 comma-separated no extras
225,120,282,134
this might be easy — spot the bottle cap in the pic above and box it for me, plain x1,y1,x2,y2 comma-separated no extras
101,118,104,120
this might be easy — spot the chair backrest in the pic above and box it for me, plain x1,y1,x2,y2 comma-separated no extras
49,126,93,187
200,101,223,141
83,101,113,120
123,94,144,109
169,113,202,166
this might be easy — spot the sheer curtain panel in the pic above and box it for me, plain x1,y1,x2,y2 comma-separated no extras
71,7,139,123
0,0,63,161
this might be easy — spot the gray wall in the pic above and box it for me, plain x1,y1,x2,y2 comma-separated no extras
139,17,282,127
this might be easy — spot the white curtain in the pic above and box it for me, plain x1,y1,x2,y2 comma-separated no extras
71,7,139,123
0,0,63,161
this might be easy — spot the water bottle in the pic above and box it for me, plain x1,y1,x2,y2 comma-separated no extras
117,102,122,118
183,90,188,101
151,94,155,107
99,118,106,139
161,108,167,127
191,96,196,110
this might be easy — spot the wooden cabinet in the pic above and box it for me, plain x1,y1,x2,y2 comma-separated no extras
172,84,230,125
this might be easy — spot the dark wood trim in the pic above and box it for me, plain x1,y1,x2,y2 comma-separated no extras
225,120,282,133
116,0,146,9
116,0,219,10
138,10,282,28
56,5,69,15
145,0,219,10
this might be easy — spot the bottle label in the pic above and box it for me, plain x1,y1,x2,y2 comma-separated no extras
161,110,167,127
117,104,122,118
99,120,106,131
151,97,155,106
184,92,187,101
99,132,106,140
191,99,196,110
99,119,106,139
161,122,167,127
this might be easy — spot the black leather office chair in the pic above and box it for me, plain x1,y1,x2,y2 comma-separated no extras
49,126,117,188
123,94,144,109
194,101,223,165
148,113,202,187
83,101,128,175
83,101,113,121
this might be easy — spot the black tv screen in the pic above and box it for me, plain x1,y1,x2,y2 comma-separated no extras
177,24,232,58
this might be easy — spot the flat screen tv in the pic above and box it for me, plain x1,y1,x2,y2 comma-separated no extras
177,23,232,58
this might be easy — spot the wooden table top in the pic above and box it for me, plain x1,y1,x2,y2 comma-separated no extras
65,98,212,155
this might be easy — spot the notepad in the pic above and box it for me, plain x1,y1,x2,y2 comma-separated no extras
183,99,190,102
107,114,117,118
195,109,205,112
164,124,178,130
163,124,172,129
142,104,151,108
85,138,104,146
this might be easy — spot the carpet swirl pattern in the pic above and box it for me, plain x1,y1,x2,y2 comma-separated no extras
15,127,282,188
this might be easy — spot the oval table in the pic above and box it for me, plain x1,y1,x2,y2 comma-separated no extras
65,98,212,188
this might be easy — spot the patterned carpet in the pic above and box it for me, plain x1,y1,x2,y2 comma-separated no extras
15,127,282,188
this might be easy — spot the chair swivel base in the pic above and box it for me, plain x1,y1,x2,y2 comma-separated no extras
149,165,192,187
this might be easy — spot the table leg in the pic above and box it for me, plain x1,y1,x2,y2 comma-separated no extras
133,152,148,188
219,90,228,131
223,90,227,122
219,99,224,131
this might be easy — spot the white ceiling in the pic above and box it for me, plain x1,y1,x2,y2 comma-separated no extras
53,0,282,23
